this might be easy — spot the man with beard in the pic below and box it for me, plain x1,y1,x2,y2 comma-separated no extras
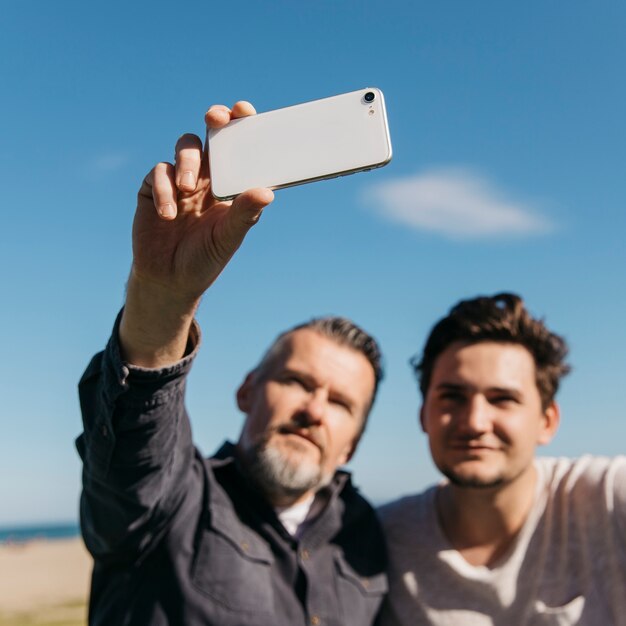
77,102,387,626
377,293,626,625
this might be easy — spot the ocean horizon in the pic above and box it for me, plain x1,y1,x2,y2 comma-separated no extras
0,521,80,544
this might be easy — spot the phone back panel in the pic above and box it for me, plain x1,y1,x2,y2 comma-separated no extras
208,88,392,199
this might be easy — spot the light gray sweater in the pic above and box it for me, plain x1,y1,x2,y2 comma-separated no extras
378,456,626,625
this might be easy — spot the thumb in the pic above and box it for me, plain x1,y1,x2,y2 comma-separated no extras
226,187,275,235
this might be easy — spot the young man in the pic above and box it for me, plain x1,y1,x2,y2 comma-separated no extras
378,293,626,625
77,102,387,626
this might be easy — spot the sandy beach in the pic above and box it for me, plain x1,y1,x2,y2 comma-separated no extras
0,537,91,624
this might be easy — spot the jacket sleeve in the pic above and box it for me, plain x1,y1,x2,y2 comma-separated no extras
75,312,202,565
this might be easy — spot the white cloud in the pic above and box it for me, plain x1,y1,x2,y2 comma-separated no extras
365,167,554,239
89,152,130,174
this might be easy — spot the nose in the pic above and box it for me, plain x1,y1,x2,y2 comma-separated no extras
457,396,492,435
298,388,328,426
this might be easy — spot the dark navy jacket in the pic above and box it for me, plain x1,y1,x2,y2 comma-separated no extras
76,322,387,625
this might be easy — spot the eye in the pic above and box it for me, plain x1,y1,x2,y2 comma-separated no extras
281,374,306,388
438,390,466,403
276,373,304,387
489,394,519,406
329,396,352,413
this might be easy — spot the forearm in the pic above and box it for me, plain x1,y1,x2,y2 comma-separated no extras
119,269,201,368
77,316,200,560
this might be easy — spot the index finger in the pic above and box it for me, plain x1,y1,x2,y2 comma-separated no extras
231,100,256,119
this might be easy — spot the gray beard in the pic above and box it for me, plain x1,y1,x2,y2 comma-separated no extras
244,442,331,503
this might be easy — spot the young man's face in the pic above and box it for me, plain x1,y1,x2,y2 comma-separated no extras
236,329,376,504
421,341,559,490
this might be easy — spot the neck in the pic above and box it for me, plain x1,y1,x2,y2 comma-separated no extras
269,489,317,508
436,463,538,567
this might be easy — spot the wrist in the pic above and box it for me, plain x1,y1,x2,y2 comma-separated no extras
127,267,202,311
120,270,202,368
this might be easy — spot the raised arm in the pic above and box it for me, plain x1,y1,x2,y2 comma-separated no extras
120,101,274,367
77,102,274,563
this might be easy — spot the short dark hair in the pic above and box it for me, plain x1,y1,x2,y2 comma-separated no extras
411,293,570,409
255,317,384,428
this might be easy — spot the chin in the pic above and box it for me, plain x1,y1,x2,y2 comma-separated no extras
447,473,506,489
441,464,506,489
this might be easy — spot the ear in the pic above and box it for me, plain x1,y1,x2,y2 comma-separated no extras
419,405,427,433
339,419,365,466
537,401,560,446
236,372,255,413
341,437,360,466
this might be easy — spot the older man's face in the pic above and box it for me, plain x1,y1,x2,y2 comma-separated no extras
236,329,375,505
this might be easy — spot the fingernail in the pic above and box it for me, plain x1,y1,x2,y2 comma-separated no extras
181,171,195,190
159,203,175,219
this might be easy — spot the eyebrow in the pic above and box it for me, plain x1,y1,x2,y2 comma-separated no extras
435,382,523,398
434,383,470,392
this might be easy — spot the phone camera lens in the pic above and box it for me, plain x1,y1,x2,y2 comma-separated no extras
364,91,376,103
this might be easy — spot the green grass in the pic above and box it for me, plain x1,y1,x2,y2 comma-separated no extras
0,599,87,626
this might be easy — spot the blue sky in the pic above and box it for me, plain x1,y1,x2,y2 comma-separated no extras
1,1,624,525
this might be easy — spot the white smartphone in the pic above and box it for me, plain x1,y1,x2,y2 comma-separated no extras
207,88,392,200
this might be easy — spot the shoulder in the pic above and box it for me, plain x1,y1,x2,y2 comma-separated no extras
377,494,421,525
537,455,626,518
332,476,387,569
377,487,437,538
376,488,442,575
338,473,379,525
537,455,626,487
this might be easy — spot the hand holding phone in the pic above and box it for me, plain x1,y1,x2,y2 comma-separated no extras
208,88,392,200
122,102,274,367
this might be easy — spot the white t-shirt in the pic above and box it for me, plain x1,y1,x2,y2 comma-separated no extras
378,456,626,626
275,495,315,537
